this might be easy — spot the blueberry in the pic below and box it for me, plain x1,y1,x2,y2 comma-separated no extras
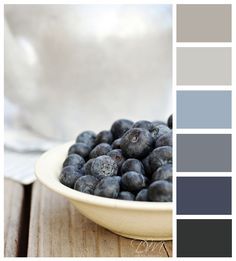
152,164,172,182
62,154,85,170
167,114,172,129
142,156,152,177
120,128,154,159
107,149,125,169
147,146,172,173
155,131,172,147
89,143,112,159
74,175,98,194
132,120,153,131
112,138,122,149
91,155,118,178
135,189,149,201
68,143,91,158
94,176,120,198
59,166,83,188
83,158,95,175
133,120,160,140
121,171,147,193
155,124,171,140
148,180,172,202
95,130,113,145
111,119,133,139
118,191,135,201
152,120,167,126
76,131,96,148
121,158,145,175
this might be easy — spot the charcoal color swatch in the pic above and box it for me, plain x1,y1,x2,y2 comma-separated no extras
177,134,231,172
177,219,232,257
177,91,231,128
177,47,231,85
177,5,231,42
177,177,231,214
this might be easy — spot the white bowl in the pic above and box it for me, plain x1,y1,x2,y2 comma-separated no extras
35,142,173,241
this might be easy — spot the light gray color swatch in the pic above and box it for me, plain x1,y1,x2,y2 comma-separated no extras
177,91,231,128
177,5,231,42
177,47,231,85
177,134,231,172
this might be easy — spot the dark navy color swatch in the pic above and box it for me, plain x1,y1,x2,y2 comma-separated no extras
177,177,231,214
177,219,232,257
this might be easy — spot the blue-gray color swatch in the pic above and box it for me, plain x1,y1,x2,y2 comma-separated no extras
177,91,231,128
177,134,231,172
177,177,231,214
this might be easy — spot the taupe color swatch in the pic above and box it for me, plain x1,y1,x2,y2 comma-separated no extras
177,5,231,42
177,48,231,85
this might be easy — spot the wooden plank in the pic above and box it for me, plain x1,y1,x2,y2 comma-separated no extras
28,181,171,257
4,179,24,257
164,241,172,257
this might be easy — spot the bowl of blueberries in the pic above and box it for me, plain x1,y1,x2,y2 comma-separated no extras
36,116,173,240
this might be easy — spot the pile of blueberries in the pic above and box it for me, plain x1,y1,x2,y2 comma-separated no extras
59,115,172,202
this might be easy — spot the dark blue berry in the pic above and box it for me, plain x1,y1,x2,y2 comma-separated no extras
147,146,172,173
95,130,113,145
62,154,85,170
83,158,94,175
167,114,172,129
94,176,120,198
152,120,167,126
155,131,172,147
121,158,145,175
68,143,91,158
112,138,122,149
76,131,96,148
154,124,171,140
120,128,154,159
132,120,153,131
107,149,125,169
89,143,112,159
74,175,98,194
148,180,172,202
59,166,83,188
121,171,147,193
118,191,135,201
91,155,118,178
132,120,161,140
152,164,172,182
111,119,133,139
135,189,149,201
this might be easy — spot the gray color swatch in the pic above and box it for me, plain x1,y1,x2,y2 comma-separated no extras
177,5,231,42
177,91,232,128
177,177,231,214
177,47,231,85
177,134,231,172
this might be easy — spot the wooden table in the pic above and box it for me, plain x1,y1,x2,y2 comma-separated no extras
4,178,172,257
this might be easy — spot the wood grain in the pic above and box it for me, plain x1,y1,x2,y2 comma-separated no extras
28,181,171,257
4,179,24,257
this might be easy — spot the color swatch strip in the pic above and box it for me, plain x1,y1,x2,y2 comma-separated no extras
177,91,232,129
177,219,232,257
177,177,231,215
177,134,231,172
176,4,232,257
177,47,231,85
177,5,231,42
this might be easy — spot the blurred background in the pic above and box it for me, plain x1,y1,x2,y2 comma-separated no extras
4,4,172,183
